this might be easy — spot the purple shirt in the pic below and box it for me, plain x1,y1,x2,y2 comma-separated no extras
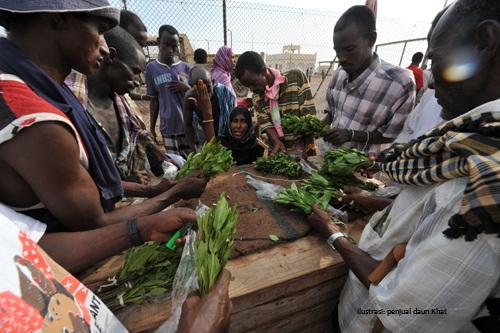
146,60,191,136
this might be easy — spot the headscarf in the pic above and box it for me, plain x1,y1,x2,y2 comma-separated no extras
221,107,257,153
211,46,236,99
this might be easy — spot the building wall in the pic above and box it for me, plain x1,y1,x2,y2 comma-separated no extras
265,53,317,74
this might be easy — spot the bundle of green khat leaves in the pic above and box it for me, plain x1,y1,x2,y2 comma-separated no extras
321,148,374,176
97,242,181,311
276,182,333,214
177,140,234,178
196,193,238,295
254,152,302,178
281,114,327,137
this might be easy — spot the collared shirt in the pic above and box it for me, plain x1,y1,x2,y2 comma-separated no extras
64,70,88,109
326,55,415,153
145,60,191,136
339,102,500,332
253,69,316,142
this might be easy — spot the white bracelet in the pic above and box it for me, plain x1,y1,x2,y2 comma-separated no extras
327,231,347,250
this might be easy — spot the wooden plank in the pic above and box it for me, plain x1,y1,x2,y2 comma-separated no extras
245,298,339,333
227,235,347,313
115,298,172,333
79,255,124,291
229,277,346,332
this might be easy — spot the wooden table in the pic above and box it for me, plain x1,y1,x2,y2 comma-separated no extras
81,222,363,333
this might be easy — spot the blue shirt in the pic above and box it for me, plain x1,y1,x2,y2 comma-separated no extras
146,60,191,136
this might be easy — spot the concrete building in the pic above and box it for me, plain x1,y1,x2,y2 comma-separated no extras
264,44,317,74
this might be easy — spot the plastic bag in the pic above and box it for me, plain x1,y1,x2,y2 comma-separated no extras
162,161,178,180
299,159,317,175
245,175,284,201
155,203,208,333
326,204,348,223
374,186,402,198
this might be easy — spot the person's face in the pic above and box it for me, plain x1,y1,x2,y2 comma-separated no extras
428,9,490,120
333,22,375,76
107,48,146,95
158,32,180,63
239,68,268,95
59,14,111,75
126,22,148,47
230,114,249,139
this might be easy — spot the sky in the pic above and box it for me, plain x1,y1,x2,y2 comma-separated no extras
1,0,455,66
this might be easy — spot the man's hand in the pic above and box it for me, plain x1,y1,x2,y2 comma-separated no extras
178,270,233,333
194,80,213,121
270,139,286,155
139,208,197,242
148,178,177,197
172,174,208,200
340,192,392,214
169,81,190,93
323,128,350,145
307,206,342,238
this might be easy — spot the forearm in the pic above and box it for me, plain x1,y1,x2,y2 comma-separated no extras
265,127,282,145
333,237,380,288
101,188,180,226
39,219,137,273
122,181,154,198
350,130,394,145
202,119,216,142
322,113,332,126
150,98,159,134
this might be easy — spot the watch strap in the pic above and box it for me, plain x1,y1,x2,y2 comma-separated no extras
127,219,144,246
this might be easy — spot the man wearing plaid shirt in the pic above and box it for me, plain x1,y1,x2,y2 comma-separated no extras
322,6,415,153
308,1,500,332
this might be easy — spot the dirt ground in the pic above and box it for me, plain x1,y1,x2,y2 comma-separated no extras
135,73,333,138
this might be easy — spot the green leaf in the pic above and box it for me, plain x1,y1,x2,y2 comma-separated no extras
269,234,279,242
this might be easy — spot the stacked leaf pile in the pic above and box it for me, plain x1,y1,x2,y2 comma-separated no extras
177,140,234,178
282,114,328,137
276,172,343,214
97,242,181,311
321,148,377,191
196,193,238,295
254,152,302,178
275,148,377,215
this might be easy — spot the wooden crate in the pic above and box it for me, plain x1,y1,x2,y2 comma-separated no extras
81,230,361,333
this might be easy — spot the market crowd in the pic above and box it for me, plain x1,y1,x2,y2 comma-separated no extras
0,0,498,332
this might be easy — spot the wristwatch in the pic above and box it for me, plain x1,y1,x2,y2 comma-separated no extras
327,231,347,250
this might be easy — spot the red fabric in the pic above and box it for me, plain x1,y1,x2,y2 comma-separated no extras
0,291,44,332
407,64,424,89
0,79,66,119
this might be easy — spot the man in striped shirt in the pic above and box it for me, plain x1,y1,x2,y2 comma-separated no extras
322,6,415,153
235,51,316,155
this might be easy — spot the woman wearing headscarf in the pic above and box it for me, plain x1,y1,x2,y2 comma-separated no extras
211,46,236,101
221,107,264,165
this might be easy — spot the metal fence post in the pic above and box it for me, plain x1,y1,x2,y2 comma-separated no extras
122,0,127,10
223,0,227,46
398,41,408,66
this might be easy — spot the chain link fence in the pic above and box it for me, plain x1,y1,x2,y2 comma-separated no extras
109,0,431,111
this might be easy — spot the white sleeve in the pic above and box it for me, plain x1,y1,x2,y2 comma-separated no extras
0,204,46,242
369,230,499,333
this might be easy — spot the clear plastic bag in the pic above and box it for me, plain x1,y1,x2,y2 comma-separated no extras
155,203,208,333
374,185,402,198
162,161,178,180
245,175,284,201
299,159,317,175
